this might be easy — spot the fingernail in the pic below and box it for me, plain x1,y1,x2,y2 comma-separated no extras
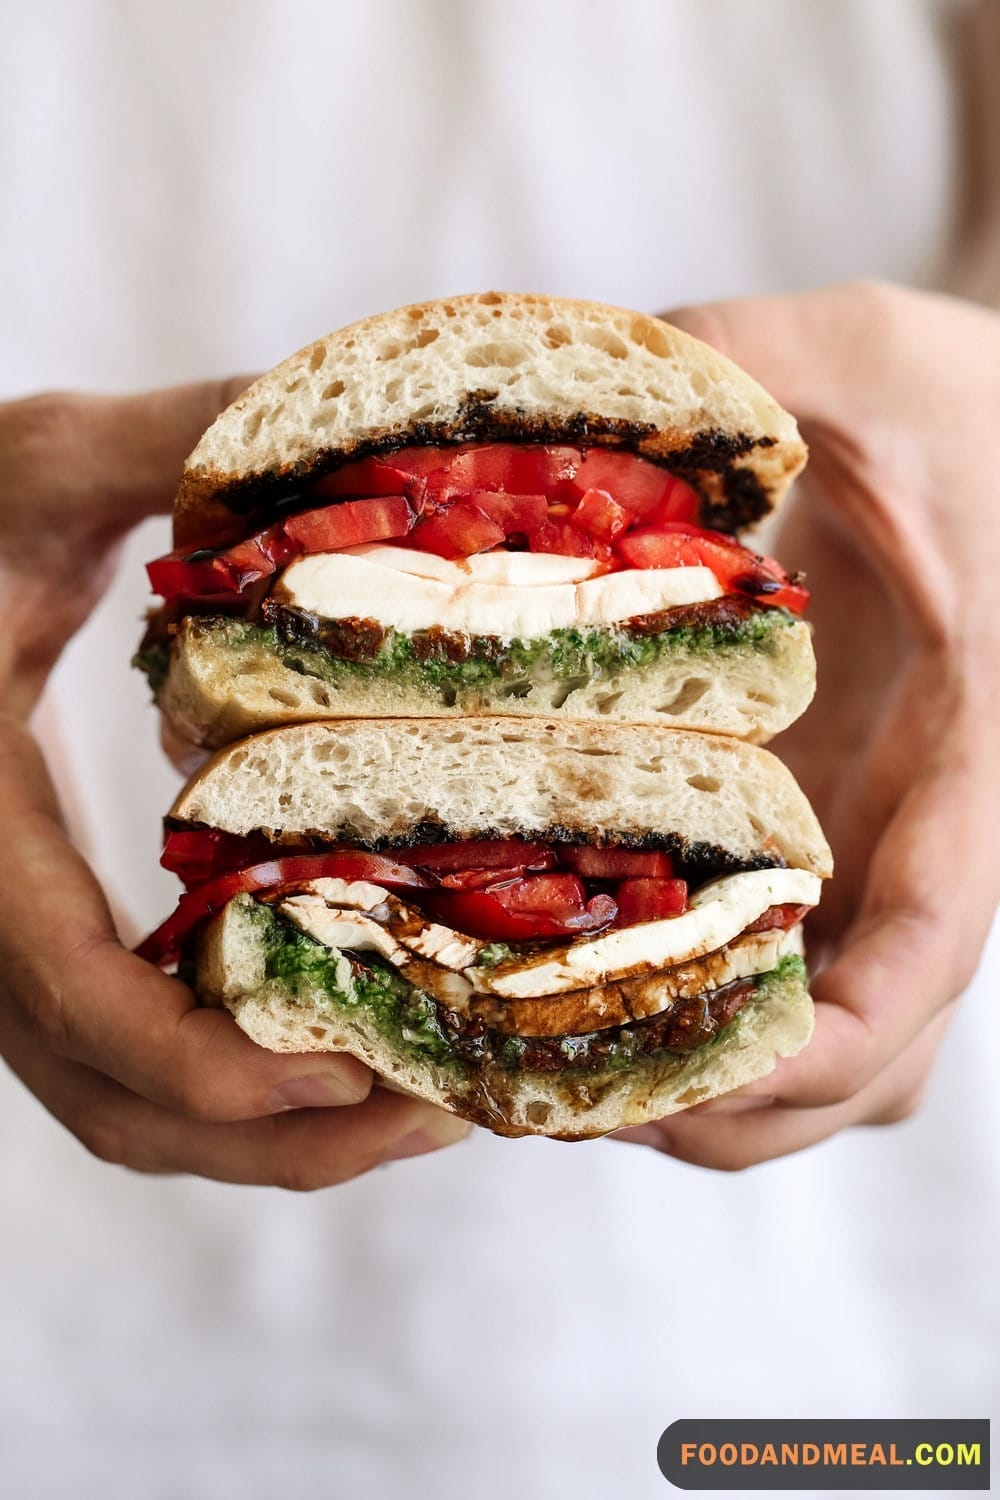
272,1071,369,1110
384,1112,473,1161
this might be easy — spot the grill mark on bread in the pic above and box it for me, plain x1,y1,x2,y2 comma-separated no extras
159,812,785,882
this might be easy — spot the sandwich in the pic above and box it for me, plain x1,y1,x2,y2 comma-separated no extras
137,718,833,1139
135,293,815,753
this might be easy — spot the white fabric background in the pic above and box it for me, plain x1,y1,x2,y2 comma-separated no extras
0,3,995,1496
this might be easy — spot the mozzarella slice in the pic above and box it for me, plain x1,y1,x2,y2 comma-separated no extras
274,550,721,638
470,868,821,999
341,543,464,584
459,551,601,585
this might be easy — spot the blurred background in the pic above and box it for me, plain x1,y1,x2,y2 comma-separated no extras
0,2,997,1496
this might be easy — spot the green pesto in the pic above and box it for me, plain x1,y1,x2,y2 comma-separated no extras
254,900,453,1066
136,608,794,698
244,898,806,1077
132,642,170,693
476,941,517,968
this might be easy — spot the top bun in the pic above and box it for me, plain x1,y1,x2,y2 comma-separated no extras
175,292,806,549
169,718,833,879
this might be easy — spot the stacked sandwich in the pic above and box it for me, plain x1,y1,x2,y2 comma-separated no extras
136,293,832,1138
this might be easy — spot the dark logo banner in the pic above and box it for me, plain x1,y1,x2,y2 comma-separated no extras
657,1420,990,1490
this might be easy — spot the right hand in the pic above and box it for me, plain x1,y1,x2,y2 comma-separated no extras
0,385,471,1187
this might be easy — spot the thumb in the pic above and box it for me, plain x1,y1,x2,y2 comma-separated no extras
1,376,259,541
659,283,878,422
88,374,260,528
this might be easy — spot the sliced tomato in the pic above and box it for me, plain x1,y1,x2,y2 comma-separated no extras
465,490,548,539
406,839,556,873
561,847,677,880
531,519,615,566
146,521,293,600
135,852,427,968
614,878,688,925
403,503,505,558
435,444,581,499
743,902,812,935
282,494,413,551
615,523,809,614
437,866,533,891
566,450,698,522
311,456,428,500
423,878,617,941
571,488,632,541
160,829,281,887
149,498,411,601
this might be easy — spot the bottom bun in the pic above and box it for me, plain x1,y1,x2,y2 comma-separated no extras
198,895,813,1139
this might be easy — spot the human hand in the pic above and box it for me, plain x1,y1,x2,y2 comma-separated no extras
619,282,1000,1168
0,387,470,1186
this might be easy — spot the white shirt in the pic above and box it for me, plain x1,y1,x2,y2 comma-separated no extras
1,3,996,1496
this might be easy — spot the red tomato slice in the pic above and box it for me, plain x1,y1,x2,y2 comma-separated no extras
283,495,413,551
743,902,812,935
437,865,533,891
146,521,294,600
465,491,548,539
571,488,632,541
614,878,689,925
616,524,809,614
566,450,698,522
531,519,615,566
561,847,677,880
403,504,505,558
492,873,586,916
135,853,427,968
160,829,281,888
437,444,581,498
423,881,617,941
311,457,427,500
406,840,556,873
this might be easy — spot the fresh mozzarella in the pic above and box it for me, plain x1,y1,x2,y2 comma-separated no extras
342,543,464,584
470,868,820,999
459,551,601,585
274,550,721,638
339,546,601,587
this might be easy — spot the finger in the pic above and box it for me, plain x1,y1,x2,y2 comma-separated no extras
661,286,961,638
614,1006,948,1171
659,282,902,421
74,376,260,529
1,374,258,538
1,1007,470,1187
739,704,999,1112
0,723,372,1121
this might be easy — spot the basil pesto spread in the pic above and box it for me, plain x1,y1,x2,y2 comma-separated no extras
137,601,794,701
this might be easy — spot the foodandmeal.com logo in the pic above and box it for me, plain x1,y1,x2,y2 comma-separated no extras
657,1420,990,1490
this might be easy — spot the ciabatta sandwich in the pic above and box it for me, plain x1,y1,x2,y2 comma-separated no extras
136,294,815,752
137,719,832,1139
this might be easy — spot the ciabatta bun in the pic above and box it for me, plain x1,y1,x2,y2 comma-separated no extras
170,718,833,878
157,612,816,752
174,292,807,549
